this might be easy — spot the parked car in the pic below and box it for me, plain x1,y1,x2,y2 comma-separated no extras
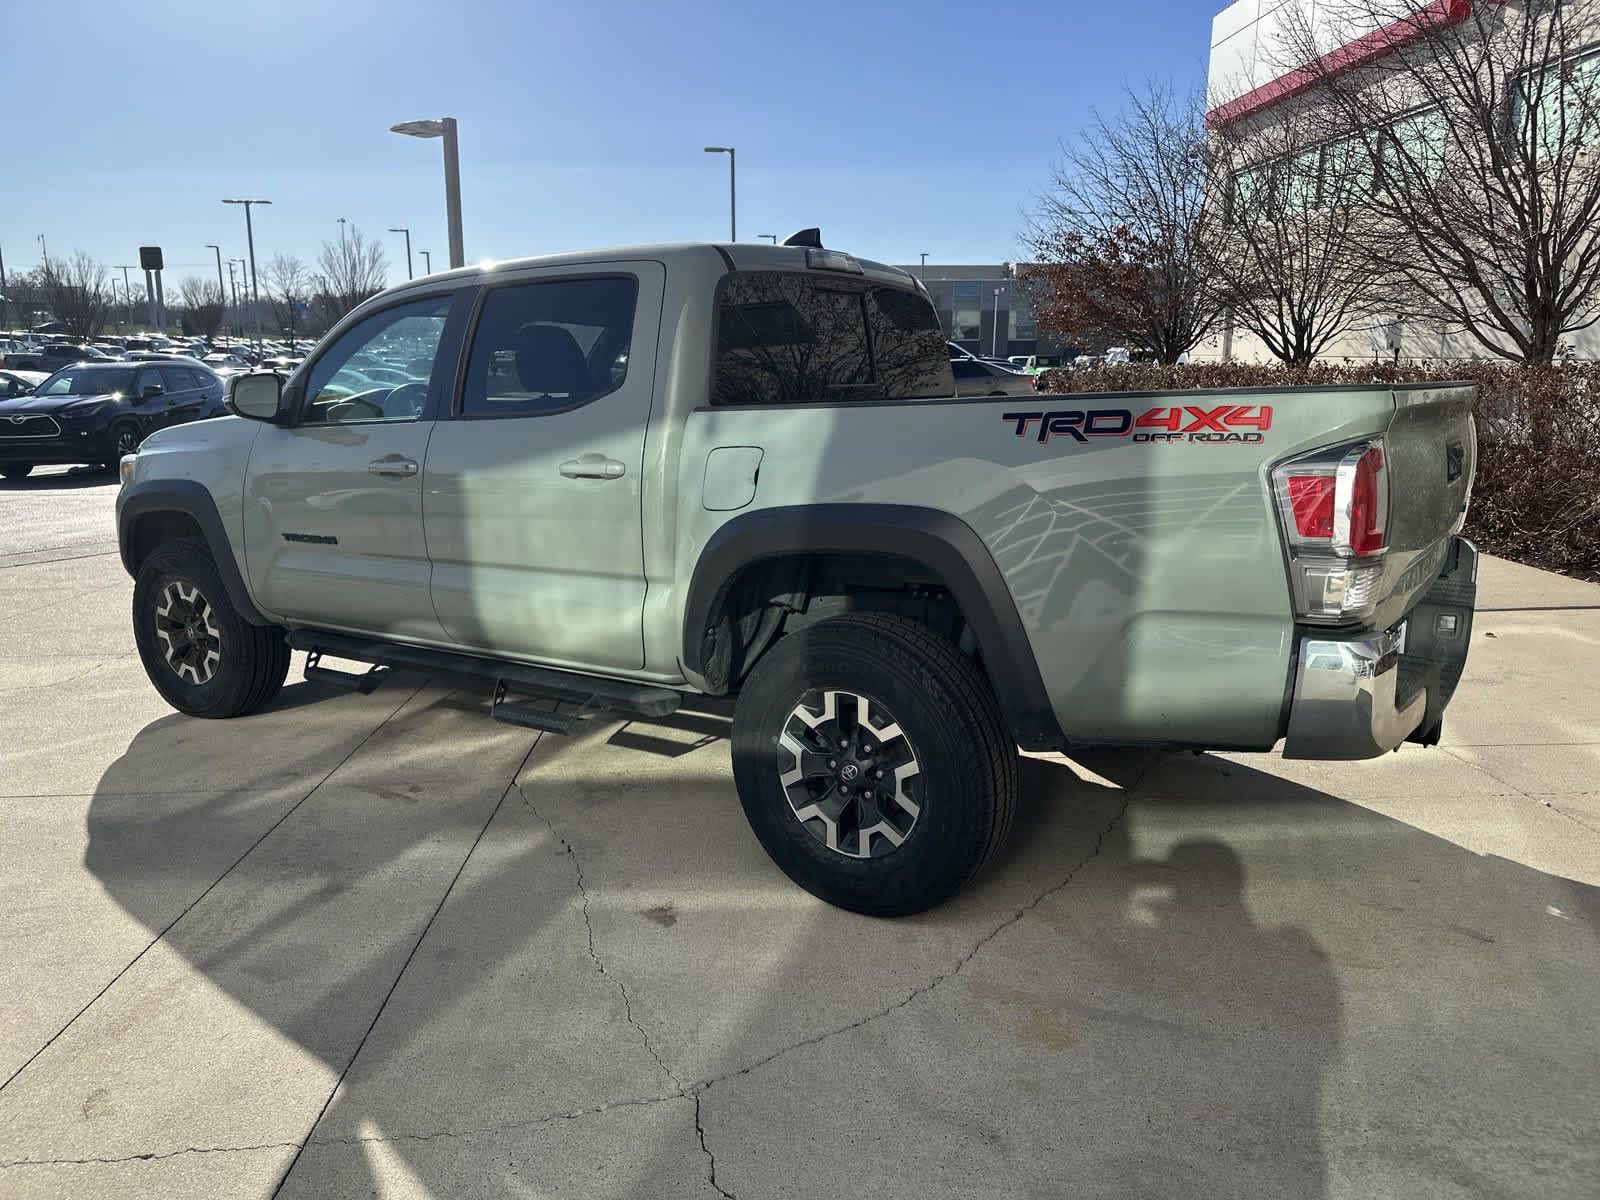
115,238,1477,916
0,361,224,477
0,369,46,399
202,353,249,373
5,342,117,372
951,356,1037,397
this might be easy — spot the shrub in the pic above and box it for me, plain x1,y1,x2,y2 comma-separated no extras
1036,362,1600,578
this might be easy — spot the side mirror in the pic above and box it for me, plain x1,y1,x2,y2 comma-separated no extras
228,372,288,422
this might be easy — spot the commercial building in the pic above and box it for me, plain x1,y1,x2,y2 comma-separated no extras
897,264,1071,362
1204,0,1600,363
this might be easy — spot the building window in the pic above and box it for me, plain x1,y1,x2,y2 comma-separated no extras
1009,293,1037,341
952,280,981,341
1513,47,1600,155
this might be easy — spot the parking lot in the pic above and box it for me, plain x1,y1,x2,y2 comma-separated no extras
0,464,1596,1199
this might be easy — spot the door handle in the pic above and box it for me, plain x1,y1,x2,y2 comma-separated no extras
368,456,419,478
559,454,626,480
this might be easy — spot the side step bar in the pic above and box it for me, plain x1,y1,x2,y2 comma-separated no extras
286,630,682,727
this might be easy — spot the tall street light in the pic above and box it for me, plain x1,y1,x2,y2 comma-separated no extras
703,146,735,241
223,198,270,348
337,216,347,249
115,265,136,327
204,244,226,338
418,249,432,275
37,234,48,269
758,233,777,244
388,227,413,280
920,252,929,281
391,117,464,269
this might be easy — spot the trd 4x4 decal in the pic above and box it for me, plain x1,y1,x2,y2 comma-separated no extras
1003,404,1273,445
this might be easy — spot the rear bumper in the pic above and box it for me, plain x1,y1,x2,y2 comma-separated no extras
1283,538,1477,760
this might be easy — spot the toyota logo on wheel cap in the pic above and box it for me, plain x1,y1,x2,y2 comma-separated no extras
839,762,860,781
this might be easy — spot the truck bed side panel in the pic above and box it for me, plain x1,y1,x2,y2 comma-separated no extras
677,386,1400,749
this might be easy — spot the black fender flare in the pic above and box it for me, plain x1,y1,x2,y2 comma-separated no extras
116,479,272,626
682,504,1063,750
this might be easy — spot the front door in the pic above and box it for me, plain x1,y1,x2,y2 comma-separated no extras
423,263,664,671
242,291,460,639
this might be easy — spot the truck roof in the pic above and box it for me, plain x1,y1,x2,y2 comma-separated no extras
383,241,917,300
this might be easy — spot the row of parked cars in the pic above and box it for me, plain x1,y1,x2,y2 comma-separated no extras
0,330,292,479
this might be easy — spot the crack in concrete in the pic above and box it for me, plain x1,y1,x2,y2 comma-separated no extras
693,786,1135,1093
694,1092,736,1199
517,783,684,1092
0,1140,299,1168
308,1090,685,1149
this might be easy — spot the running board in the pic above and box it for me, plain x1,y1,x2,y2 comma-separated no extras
489,684,588,736
286,630,683,720
304,650,391,694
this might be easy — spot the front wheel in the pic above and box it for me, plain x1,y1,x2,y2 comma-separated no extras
732,614,1019,916
132,537,289,718
0,464,32,480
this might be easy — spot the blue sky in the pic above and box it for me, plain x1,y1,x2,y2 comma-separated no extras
7,0,1212,289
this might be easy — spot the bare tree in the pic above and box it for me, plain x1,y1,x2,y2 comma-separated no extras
1209,110,1388,364
40,252,113,341
1267,0,1600,362
177,277,226,342
314,227,389,324
265,254,313,343
1026,81,1223,363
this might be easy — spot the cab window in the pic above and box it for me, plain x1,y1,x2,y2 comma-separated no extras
712,272,952,406
301,295,451,425
459,276,638,419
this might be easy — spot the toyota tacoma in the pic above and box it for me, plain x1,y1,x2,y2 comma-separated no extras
116,237,1478,915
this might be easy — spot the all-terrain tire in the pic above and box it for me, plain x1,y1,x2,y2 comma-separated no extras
132,537,289,718
732,613,1019,916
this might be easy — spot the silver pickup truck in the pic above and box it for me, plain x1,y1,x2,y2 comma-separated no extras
115,238,1477,915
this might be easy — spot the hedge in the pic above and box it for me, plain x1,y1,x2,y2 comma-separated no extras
1036,362,1600,579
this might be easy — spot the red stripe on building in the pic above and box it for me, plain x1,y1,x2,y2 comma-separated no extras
1206,0,1480,128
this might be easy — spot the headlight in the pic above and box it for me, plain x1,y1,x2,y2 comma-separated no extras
58,401,114,423
119,454,137,487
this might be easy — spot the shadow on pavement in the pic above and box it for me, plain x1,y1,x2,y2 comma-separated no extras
73,700,1600,1198
0,466,117,490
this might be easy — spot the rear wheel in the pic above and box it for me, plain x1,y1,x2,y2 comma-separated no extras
1,464,32,479
132,537,289,718
732,614,1018,916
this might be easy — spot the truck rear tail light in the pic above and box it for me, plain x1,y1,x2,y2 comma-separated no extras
1272,439,1390,624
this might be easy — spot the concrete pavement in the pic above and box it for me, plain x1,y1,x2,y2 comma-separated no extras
0,465,1596,1198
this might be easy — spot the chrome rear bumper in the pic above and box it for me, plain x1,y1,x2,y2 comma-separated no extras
1283,538,1477,760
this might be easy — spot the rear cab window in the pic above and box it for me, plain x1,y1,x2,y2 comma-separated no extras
712,271,953,406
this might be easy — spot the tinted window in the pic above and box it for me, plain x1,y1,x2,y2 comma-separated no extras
712,272,952,406
37,367,136,396
461,276,638,419
160,366,194,392
951,360,989,380
302,295,450,425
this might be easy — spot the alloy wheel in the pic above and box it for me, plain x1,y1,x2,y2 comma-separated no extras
153,580,223,685
776,689,922,858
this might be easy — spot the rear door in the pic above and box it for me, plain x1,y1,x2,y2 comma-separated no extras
422,262,664,671
159,366,205,427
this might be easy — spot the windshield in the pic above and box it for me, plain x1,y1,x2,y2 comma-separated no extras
35,366,136,397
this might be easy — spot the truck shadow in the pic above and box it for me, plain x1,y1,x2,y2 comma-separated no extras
74,702,1600,1199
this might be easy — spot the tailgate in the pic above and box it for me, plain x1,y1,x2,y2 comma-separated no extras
1369,383,1476,631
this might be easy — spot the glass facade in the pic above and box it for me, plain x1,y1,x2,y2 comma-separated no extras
905,266,1054,360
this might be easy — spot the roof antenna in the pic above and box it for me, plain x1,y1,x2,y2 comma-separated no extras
782,228,823,248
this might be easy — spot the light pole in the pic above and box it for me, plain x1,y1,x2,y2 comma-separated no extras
703,146,735,241
758,233,777,244
223,198,270,349
227,261,241,336
116,266,136,328
388,227,413,280
920,252,929,281
992,286,1005,359
337,216,347,250
37,234,47,269
391,117,464,269
418,249,432,275
204,244,226,342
